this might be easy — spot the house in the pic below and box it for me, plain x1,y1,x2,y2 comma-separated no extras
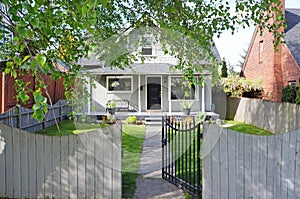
79,30,221,118
242,0,300,102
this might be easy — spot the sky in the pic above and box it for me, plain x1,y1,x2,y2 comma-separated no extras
214,0,300,68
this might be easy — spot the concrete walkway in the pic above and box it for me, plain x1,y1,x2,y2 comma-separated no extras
133,125,185,199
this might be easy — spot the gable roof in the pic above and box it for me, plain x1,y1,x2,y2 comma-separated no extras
79,45,221,74
285,8,300,66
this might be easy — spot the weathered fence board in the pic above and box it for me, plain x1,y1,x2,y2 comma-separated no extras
203,124,300,199
68,135,78,199
0,123,122,199
77,134,86,198
4,125,13,197
0,100,69,133
0,126,5,195
52,137,61,199
227,97,300,134
20,130,29,198
95,130,104,199
219,130,228,199
13,128,21,198
36,134,44,198
60,136,69,199
227,131,236,199
28,133,37,198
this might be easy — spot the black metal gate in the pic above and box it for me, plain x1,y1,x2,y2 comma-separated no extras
162,116,202,198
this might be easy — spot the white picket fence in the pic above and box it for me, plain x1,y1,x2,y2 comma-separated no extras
0,123,122,199
203,124,300,199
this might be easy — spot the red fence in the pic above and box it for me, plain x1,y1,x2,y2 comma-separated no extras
0,72,65,113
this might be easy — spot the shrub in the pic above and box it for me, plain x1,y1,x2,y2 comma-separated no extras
297,88,300,105
125,116,137,124
221,74,263,98
282,85,298,103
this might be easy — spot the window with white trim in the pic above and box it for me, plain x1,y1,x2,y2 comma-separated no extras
107,76,133,93
289,80,297,85
141,36,153,56
170,77,196,100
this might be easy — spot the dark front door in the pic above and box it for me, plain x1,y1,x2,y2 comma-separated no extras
147,77,161,110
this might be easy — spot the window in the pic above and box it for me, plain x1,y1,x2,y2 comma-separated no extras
259,40,263,63
141,36,153,56
107,76,133,93
170,77,196,100
289,80,297,85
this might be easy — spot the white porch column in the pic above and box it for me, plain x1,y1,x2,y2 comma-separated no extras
87,76,91,115
168,76,171,114
201,82,205,112
138,75,141,113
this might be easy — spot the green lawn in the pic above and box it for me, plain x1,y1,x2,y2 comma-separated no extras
122,124,146,199
36,119,108,135
225,120,273,136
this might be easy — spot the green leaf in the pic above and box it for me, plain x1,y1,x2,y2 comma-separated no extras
6,61,13,68
32,104,40,111
22,55,30,63
30,18,39,28
4,68,10,74
20,94,30,102
36,54,46,66
16,25,27,37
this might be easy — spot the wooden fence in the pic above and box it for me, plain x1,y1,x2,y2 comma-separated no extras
0,100,69,132
0,72,65,113
202,124,300,199
0,123,122,199
226,97,300,134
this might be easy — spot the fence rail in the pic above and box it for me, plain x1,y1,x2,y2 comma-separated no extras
203,124,300,199
0,100,69,132
162,116,202,198
0,123,122,199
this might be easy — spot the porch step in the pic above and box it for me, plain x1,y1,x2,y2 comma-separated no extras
145,117,162,125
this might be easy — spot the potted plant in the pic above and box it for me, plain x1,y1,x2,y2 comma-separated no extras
106,100,117,115
180,100,194,115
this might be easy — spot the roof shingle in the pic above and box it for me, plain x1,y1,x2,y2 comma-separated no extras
285,9,300,66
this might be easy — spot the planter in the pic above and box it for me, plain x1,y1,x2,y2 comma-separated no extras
183,108,191,115
107,108,116,115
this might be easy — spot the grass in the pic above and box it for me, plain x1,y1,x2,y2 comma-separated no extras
225,120,273,136
36,119,108,136
122,124,146,199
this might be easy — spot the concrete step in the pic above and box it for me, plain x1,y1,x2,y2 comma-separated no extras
145,117,162,125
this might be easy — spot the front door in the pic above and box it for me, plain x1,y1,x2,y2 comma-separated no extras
147,77,161,110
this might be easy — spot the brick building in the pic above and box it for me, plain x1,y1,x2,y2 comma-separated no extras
242,0,300,102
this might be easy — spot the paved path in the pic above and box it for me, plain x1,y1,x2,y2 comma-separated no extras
133,125,185,199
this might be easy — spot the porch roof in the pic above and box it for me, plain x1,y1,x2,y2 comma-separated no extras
83,63,210,75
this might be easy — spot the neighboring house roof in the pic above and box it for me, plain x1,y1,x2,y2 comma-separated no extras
285,8,300,66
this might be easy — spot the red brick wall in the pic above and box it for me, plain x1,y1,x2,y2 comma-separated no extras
243,26,280,101
243,1,300,102
281,45,300,85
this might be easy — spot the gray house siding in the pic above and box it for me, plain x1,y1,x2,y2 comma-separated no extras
86,73,211,114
